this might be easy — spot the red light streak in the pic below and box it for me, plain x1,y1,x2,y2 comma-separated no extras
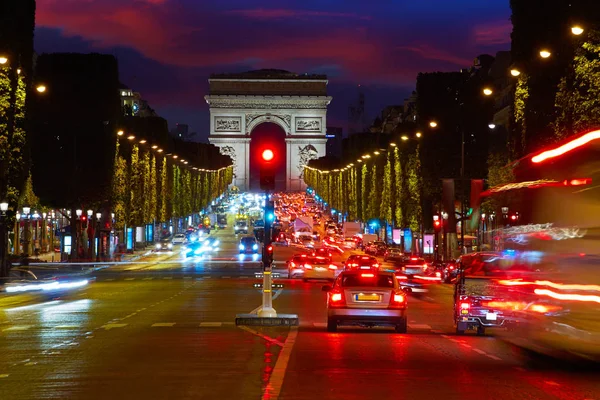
531,129,600,163
499,279,600,292
534,288,600,304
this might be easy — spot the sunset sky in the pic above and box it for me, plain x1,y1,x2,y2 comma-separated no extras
34,0,512,141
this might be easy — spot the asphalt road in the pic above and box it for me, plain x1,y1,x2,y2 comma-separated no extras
1,226,599,399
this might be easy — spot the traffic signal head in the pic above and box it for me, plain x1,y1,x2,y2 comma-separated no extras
433,218,441,232
264,243,274,267
262,149,274,162
259,148,276,191
265,201,275,224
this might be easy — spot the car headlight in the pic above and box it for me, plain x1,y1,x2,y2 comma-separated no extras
234,226,239,230
213,240,219,246
239,244,245,250
155,243,162,249
167,243,173,249
252,244,258,250
194,248,202,255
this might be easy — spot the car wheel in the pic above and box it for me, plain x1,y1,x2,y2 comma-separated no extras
456,326,465,335
476,326,486,336
395,318,408,333
327,318,337,332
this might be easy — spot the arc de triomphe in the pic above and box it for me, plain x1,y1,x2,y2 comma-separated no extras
206,69,331,191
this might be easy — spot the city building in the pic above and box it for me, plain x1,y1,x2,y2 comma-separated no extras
325,126,343,158
119,85,158,117
170,123,196,140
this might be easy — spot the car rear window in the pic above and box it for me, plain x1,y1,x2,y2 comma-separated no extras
241,237,255,244
341,274,394,288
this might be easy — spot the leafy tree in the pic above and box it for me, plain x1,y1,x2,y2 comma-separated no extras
381,153,392,224
553,30,600,140
393,148,403,226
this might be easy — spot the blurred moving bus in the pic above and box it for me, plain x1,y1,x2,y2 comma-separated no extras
481,129,600,362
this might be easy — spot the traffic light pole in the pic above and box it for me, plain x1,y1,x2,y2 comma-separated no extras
258,192,277,318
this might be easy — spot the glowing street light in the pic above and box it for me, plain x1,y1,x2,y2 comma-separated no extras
510,68,521,77
117,130,124,136
401,135,409,141
36,85,47,93
0,56,8,65
539,50,551,59
429,121,438,128
415,132,422,138
390,142,397,147
571,26,584,35
483,87,493,96
127,135,135,140
139,139,147,144
488,124,496,129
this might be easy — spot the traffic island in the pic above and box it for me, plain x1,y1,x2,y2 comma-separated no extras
235,313,299,326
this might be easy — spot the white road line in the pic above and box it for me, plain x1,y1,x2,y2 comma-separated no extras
472,348,486,355
2,325,32,332
262,326,298,400
460,343,472,348
545,381,560,386
199,322,223,327
450,339,460,343
143,278,153,280
0,374,9,378
408,324,432,330
53,325,80,330
440,334,450,339
124,278,135,281
151,323,176,327
101,323,128,330
486,354,502,361
163,277,173,280
222,276,231,279
105,278,115,281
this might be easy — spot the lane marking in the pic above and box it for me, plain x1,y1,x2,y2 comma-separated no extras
545,381,560,386
124,277,135,281
152,323,176,327
450,339,460,343
408,324,431,330
0,374,9,378
238,326,285,348
143,278,153,280
460,343,472,348
472,348,486,355
199,322,223,327
53,325,80,330
262,326,298,400
105,278,115,281
163,277,173,280
486,354,502,361
2,325,32,332
440,334,450,339
101,323,128,330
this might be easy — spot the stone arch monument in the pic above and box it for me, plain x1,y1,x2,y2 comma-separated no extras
206,69,331,191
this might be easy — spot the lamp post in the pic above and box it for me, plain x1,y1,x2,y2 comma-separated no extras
22,206,31,258
75,209,82,260
0,201,8,277
96,212,102,261
87,209,93,259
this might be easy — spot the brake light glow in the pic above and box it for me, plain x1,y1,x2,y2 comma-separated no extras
395,275,408,280
410,257,418,261
460,302,470,314
361,273,375,278
415,275,442,281
393,293,405,303
304,264,313,270
328,264,338,270
531,129,600,163
331,293,342,302
290,262,296,268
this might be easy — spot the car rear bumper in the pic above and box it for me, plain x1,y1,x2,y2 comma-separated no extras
329,308,406,324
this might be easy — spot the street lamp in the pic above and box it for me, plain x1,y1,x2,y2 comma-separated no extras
117,130,124,136
76,209,82,218
0,56,7,65
415,132,422,138
87,210,93,218
23,206,30,215
571,26,584,35
488,124,496,129
429,121,438,128
510,68,521,77
483,88,493,96
96,212,102,220
127,135,135,140
0,201,8,277
0,202,7,213
539,50,551,59
401,135,409,141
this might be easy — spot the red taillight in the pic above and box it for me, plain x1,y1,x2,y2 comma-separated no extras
449,266,455,270
361,273,375,278
304,264,313,270
329,264,338,270
329,290,346,307
410,257,418,261
373,263,379,269
290,261,296,268
390,291,406,308
460,302,470,314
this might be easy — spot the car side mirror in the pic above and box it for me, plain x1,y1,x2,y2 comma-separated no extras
322,285,332,292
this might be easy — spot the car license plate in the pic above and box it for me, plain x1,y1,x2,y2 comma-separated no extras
360,266,370,269
356,293,380,301
486,313,497,321
315,267,326,271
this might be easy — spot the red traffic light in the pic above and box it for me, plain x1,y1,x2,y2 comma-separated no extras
266,244,273,253
433,219,441,232
262,149,274,162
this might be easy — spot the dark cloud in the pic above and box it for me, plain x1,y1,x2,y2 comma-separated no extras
35,0,511,140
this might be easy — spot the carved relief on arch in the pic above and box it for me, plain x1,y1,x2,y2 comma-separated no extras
245,113,291,135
